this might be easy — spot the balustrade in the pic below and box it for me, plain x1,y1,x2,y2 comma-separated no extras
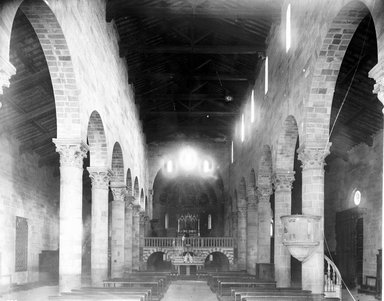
144,237,234,248
324,255,342,300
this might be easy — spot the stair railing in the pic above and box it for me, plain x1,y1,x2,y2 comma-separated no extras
324,255,342,300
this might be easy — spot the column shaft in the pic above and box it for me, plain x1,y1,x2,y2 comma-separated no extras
299,147,329,294
246,199,258,275
139,212,146,270
88,167,112,286
124,202,134,272
237,205,247,270
132,206,141,270
257,188,272,263
53,140,88,293
110,184,126,278
273,171,295,287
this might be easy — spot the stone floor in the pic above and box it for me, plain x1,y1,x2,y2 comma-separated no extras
163,280,217,301
0,282,380,301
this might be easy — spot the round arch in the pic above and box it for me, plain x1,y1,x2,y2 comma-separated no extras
304,1,372,148
275,115,299,171
126,169,133,196
12,0,81,139
204,251,230,271
111,142,124,183
87,110,108,166
133,177,139,199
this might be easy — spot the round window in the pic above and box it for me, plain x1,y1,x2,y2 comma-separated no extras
353,190,361,206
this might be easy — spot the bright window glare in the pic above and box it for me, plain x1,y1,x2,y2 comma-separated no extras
203,160,210,173
286,3,291,53
241,114,245,142
179,147,198,171
251,90,255,123
166,160,173,173
231,141,234,163
265,56,269,95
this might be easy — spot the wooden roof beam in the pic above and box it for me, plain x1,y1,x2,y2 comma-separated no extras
107,6,279,22
144,111,238,117
121,45,265,56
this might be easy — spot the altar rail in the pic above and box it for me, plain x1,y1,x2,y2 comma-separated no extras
144,237,234,248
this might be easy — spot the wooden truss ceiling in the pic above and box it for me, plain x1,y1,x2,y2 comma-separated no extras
0,10,58,167
107,0,282,142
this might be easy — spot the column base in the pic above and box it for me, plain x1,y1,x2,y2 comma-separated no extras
59,273,81,293
91,268,108,287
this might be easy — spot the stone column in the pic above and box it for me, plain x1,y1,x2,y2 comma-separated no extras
88,167,113,286
132,205,141,271
110,182,126,278
273,170,295,287
298,145,330,295
246,187,258,275
53,139,88,292
124,198,134,273
237,203,247,270
139,212,147,270
369,64,384,298
231,211,238,238
257,186,273,263
0,56,16,94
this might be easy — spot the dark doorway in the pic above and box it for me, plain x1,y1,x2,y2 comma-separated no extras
336,207,364,288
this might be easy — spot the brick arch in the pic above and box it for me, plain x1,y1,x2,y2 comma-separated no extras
126,169,133,196
134,176,139,199
275,115,299,171
111,142,124,183
16,0,81,139
87,110,108,166
140,188,144,205
201,249,234,264
257,145,273,188
238,177,247,208
143,248,170,262
304,1,371,148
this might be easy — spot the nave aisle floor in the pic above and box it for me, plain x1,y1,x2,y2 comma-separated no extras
163,280,217,301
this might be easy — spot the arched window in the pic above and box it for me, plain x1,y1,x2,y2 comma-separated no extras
165,213,169,229
208,214,212,230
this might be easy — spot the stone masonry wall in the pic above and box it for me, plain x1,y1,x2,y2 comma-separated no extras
0,133,59,286
325,131,383,278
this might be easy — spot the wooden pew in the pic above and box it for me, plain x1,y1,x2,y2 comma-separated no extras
210,276,256,292
49,294,144,301
241,292,312,301
217,280,276,299
231,288,311,301
103,280,163,300
72,287,152,301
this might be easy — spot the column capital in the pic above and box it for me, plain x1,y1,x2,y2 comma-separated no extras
110,182,126,202
0,56,16,94
297,144,331,170
88,167,113,190
139,212,147,224
257,186,272,205
53,139,89,168
369,62,384,104
273,170,295,191
238,206,247,217
133,205,141,216
125,201,134,210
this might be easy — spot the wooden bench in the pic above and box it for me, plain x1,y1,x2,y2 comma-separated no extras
208,275,254,290
49,294,144,301
231,287,303,301
72,287,152,301
241,293,312,301
103,279,163,298
217,280,276,298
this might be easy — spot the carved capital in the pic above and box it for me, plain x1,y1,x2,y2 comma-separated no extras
273,170,295,191
0,57,16,94
110,182,126,202
369,62,384,105
247,201,257,211
133,205,141,216
238,206,247,218
88,167,113,190
125,201,134,210
257,186,273,199
53,139,89,168
297,144,331,170
139,212,147,224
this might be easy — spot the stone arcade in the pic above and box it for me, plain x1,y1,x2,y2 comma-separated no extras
0,0,383,300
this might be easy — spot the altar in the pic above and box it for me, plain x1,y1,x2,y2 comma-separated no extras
171,252,205,275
